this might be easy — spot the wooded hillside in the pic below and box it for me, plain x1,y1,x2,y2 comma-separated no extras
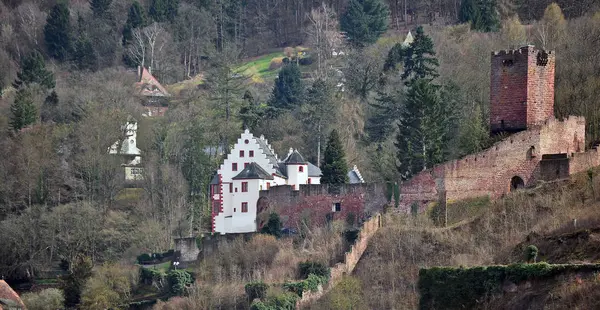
3,0,600,309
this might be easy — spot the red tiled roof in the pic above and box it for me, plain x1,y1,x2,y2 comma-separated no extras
0,280,25,309
135,67,170,97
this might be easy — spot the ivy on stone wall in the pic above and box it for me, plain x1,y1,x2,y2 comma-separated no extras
418,263,600,310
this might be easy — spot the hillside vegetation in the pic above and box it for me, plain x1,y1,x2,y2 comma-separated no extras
346,169,600,310
3,0,600,309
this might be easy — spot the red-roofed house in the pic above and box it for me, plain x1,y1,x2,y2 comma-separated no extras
0,280,25,310
134,66,170,117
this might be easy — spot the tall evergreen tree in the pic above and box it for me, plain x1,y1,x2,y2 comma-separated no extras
479,0,500,32
321,130,349,184
89,0,112,18
73,36,98,71
10,89,37,131
149,0,179,23
268,62,304,113
340,0,390,47
368,26,438,142
13,51,55,90
122,1,147,45
44,1,72,61
392,27,452,179
239,90,265,131
401,26,439,83
459,0,499,32
459,0,482,29
395,80,449,179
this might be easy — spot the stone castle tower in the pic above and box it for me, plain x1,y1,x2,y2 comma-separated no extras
490,45,556,134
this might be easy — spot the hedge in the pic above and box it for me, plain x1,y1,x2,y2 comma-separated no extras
137,249,175,264
298,261,330,280
245,281,268,301
283,274,328,297
250,292,298,310
418,263,600,310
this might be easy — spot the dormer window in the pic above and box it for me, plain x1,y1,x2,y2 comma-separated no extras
299,166,304,172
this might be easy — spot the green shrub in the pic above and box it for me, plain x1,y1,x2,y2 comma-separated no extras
298,261,330,280
283,281,306,297
137,253,152,263
245,281,268,301
284,274,328,297
525,245,539,263
298,56,313,66
250,292,298,310
418,263,600,310
167,269,193,296
344,229,359,244
261,213,282,238
140,268,166,289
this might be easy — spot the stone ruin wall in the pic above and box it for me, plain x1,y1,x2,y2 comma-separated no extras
258,183,387,232
296,213,381,309
398,116,587,211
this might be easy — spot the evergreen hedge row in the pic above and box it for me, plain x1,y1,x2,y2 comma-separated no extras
418,263,600,310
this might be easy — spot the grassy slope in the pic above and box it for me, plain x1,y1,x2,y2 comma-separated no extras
334,168,600,310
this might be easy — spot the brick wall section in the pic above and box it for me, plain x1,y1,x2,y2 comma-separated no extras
258,184,387,231
570,148,600,175
490,46,555,133
296,214,381,309
526,49,555,126
490,48,530,132
398,117,586,212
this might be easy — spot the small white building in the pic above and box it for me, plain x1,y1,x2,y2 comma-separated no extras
210,130,321,234
109,117,144,181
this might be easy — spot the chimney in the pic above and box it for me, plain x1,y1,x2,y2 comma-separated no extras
137,66,142,81
148,67,152,75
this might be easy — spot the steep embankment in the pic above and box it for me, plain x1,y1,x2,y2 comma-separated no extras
352,168,600,310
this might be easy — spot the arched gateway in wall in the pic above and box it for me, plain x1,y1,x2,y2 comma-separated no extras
510,176,525,191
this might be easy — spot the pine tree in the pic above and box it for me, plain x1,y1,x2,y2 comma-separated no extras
44,1,72,61
73,36,98,71
149,0,179,23
459,0,499,32
340,0,390,47
393,27,452,179
122,1,147,45
459,0,482,29
268,62,304,113
401,26,439,83
13,50,55,90
89,0,112,18
479,0,500,32
395,79,450,180
321,130,349,184
239,90,265,131
10,89,37,131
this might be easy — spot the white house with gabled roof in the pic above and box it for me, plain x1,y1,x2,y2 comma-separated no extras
210,129,321,234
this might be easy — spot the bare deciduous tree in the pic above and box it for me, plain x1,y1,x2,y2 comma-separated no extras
16,3,45,48
305,2,343,79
